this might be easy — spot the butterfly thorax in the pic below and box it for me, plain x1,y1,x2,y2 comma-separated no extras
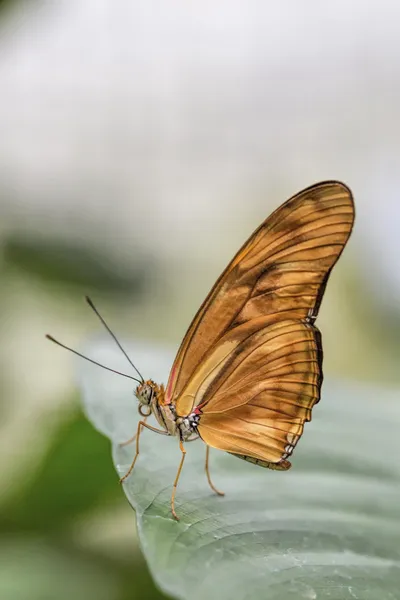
135,379,200,440
152,395,178,436
175,410,201,441
152,397,200,441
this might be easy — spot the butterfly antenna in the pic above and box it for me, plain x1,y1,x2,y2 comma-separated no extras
85,296,145,383
46,335,142,384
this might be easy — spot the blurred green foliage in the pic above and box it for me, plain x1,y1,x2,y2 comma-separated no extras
4,234,150,295
2,408,119,532
0,392,167,599
0,229,167,599
0,0,14,12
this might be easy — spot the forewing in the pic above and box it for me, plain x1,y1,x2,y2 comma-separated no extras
196,319,322,467
166,181,354,410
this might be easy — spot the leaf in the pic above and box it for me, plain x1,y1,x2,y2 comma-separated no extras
78,340,400,600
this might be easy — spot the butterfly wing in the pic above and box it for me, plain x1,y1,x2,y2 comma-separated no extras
166,181,354,427
165,181,353,466
195,319,322,469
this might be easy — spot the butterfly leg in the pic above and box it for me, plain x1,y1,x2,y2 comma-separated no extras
205,445,225,497
171,440,186,521
119,417,147,447
119,420,168,484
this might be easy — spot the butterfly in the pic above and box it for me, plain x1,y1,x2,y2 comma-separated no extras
48,180,355,520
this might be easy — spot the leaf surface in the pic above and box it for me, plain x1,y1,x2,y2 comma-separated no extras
79,340,400,600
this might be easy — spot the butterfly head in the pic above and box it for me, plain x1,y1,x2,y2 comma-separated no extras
135,379,160,415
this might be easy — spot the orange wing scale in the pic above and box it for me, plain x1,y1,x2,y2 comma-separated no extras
166,181,355,469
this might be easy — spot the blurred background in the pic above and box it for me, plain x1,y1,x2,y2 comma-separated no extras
0,1,399,598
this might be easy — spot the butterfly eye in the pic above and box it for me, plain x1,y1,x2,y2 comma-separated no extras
135,383,154,406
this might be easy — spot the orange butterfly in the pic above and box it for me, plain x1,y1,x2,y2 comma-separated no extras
48,181,355,520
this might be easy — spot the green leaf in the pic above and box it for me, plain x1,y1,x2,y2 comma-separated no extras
79,341,400,600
